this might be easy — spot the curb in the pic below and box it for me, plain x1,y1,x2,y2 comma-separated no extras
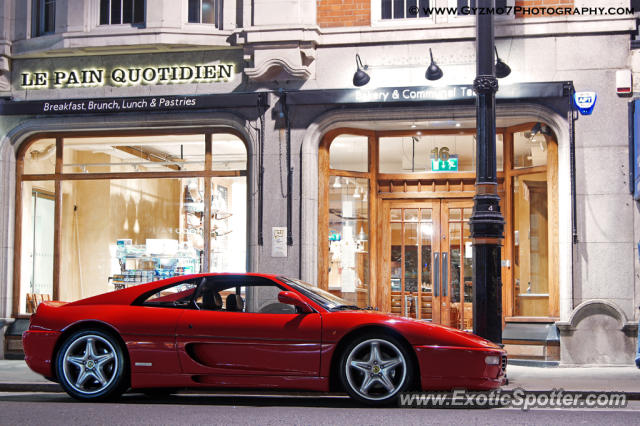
1,383,640,401
0,382,62,392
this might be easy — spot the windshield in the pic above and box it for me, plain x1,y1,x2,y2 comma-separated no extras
278,276,355,311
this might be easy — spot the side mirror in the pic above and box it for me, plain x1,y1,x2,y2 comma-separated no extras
278,291,313,313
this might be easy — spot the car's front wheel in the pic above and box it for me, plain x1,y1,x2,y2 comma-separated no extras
56,329,128,401
339,334,414,405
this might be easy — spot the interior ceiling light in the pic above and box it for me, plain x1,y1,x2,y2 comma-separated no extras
494,46,511,79
353,54,370,87
426,48,443,81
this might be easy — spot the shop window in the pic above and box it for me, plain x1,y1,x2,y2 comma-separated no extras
209,177,246,272
59,177,204,303
211,134,247,171
513,131,547,169
17,132,247,315
328,176,369,306
379,134,503,173
62,134,206,173
32,0,56,36
188,0,218,25
100,0,145,26
23,138,56,175
512,173,549,317
19,183,55,314
329,134,368,173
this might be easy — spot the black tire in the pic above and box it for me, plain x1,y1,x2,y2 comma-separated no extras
338,333,414,406
55,329,129,401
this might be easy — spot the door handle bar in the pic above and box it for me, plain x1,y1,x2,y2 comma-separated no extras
434,252,440,297
442,252,448,298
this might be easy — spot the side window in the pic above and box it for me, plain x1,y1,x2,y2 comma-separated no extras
246,284,297,314
142,280,197,308
195,278,298,314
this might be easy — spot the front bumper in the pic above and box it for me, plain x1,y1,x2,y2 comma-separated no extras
414,345,507,391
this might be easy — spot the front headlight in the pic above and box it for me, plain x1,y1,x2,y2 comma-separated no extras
484,355,500,365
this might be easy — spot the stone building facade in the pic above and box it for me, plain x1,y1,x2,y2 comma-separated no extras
0,0,638,365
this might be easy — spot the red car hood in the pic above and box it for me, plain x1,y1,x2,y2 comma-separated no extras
328,310,502,350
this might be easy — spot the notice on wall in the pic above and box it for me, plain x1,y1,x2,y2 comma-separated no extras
271,227,288,258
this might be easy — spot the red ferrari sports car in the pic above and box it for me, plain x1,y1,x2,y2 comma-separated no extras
23,273,506,405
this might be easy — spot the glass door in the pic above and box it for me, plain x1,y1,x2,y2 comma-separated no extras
441,200,474,330
384,199,474,330
386,202,439,321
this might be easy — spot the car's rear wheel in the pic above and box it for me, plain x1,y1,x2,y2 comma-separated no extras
339,334,414,406
56,329,128,401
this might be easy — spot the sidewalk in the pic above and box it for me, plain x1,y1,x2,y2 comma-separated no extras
1,360,640,396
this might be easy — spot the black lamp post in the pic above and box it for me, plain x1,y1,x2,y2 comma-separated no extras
471,0,504,344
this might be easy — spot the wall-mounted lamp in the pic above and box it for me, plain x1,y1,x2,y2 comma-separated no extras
530,122,552,138
426,48,443,81
495,47,511,78
528,122,552,152
353,54,370,87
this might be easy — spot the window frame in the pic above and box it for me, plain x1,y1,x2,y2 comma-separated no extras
99,0,146,27
186,0,220,27
191,275,304,314
32,0,56,37
138,278,200,309
319,124,559,320
371,0,436,27
13,129,248,318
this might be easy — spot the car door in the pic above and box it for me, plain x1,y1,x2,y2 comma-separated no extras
117,278,199,376
176,276,322,377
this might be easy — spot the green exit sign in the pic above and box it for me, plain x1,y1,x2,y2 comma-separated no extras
431,156,458,172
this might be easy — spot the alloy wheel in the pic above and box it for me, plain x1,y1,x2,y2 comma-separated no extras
61,334,119,395
344,338,407,401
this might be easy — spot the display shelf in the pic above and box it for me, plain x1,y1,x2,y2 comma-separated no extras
110,243,200,289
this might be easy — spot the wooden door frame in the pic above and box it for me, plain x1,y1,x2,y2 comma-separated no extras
379,199,442,318
318,124,559,323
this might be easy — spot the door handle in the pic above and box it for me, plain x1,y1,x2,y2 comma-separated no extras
442,252,448,298
434,252,440,297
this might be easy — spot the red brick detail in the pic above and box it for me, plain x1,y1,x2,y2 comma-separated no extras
515,0,575,18
317,0,371,28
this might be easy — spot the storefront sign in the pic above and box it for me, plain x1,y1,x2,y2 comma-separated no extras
11,50,243,98
20,64,234,89
0,92,266,115
285,82,572,105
